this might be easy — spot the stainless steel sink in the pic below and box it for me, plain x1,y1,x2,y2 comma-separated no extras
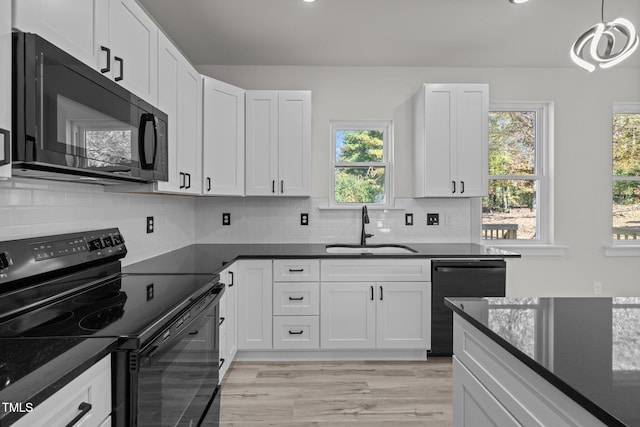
325,244,417,254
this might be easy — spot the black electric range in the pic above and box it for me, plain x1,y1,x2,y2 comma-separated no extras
0,228,224,426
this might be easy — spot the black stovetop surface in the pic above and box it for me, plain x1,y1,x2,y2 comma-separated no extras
0,272,220,342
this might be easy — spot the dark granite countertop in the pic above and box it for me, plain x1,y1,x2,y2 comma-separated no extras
123,242,519,274
0,337,117,426
445,296,640,427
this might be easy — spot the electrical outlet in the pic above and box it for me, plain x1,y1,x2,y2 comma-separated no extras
594,282,602,295
301,213,309,226
222,213,231,226
427,213,439,226
146,216,154,233
146,283,154,301
405,213,414,226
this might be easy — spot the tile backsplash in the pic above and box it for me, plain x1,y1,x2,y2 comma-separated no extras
194,197,473,244
0,178,474,264
0,178,196,266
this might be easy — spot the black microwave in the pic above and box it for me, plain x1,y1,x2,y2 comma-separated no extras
12,32,168,184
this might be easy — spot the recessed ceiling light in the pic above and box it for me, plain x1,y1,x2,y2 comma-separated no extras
303,0,317,3
509,0,529,3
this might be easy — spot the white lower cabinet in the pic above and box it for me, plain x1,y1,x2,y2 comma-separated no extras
320,281,430,350
453,357,521,427
320,259,431,351
237,260,273,350
273,315,319,349
453,315,607,427
219,263,238,382
13,354,111,427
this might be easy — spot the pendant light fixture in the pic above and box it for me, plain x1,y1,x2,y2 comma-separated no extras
570,0,639,72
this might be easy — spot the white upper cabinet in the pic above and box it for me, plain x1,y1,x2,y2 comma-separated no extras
153,32,201,194
0,0,11,178
12,0,158,105
414,83,488,198
245,90,311,197
155,32,181,192
177,59,203,194
202,77,245,196
106,0,158,105
12,0,108,71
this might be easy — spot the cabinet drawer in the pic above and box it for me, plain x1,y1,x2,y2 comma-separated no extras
273,259,319,282
273,316,319,349
273,282,319,316
321,259,431,282
13,354,111,427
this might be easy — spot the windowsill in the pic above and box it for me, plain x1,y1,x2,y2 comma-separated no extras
317,203,402,211
605,245,640,256
481,243,567,257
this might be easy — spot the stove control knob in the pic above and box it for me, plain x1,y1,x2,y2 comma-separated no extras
0,252,10,270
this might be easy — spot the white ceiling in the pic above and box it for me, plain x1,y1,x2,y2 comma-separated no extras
138,0,640,68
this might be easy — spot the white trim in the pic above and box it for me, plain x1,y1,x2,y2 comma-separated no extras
329,120,394,208
483,102,553,244
611,102,640,247
605,245,640,256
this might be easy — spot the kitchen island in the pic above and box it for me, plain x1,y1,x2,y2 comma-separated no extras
446,296,640,426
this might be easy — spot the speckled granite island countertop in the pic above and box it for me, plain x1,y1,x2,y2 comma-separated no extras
446,296,640,427
124,242,520,274
0,337,117,426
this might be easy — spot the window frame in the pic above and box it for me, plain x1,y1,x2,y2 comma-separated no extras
482,102,552,245
612,103,640,246
329,120,394,208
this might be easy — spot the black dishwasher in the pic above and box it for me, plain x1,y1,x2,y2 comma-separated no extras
431,259,506,356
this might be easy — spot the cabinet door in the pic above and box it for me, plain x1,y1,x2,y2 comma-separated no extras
455,84,488,197
226,263,238,362
107,0,158,104
177,60,202,194
0,0,11,177
154,32,181,193
320,282,375,349
12,0,108,71
245,91,278,195
376,282,431,349
237,260,272,349
278,91,311,196
422,84,455,197
202,77,245,195
453,357,522,427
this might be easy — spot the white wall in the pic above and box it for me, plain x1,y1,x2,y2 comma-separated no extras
0,178,196,266
197,64,640,297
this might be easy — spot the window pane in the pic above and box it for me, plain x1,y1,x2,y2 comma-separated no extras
483,179,537,240
334,167,385,203
489,111,535,175
613,113,640,176
613,180,640,239
335,130,383,163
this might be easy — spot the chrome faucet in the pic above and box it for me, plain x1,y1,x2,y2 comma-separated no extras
360,205,374,245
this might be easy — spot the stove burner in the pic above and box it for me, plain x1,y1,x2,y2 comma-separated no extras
8,310,75,333
79,304,125,331
72,290,122,305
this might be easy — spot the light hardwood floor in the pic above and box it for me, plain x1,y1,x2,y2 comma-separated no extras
220,357,453,426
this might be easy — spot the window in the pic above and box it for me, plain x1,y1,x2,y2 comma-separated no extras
482,103,550,242
612,104,640,242
330,120,393,207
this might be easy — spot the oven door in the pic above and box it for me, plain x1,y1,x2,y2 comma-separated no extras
133,295,220,427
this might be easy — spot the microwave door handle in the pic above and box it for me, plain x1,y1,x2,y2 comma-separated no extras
138,114,157,170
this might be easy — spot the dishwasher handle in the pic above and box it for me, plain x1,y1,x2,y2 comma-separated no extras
434,266,505,273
